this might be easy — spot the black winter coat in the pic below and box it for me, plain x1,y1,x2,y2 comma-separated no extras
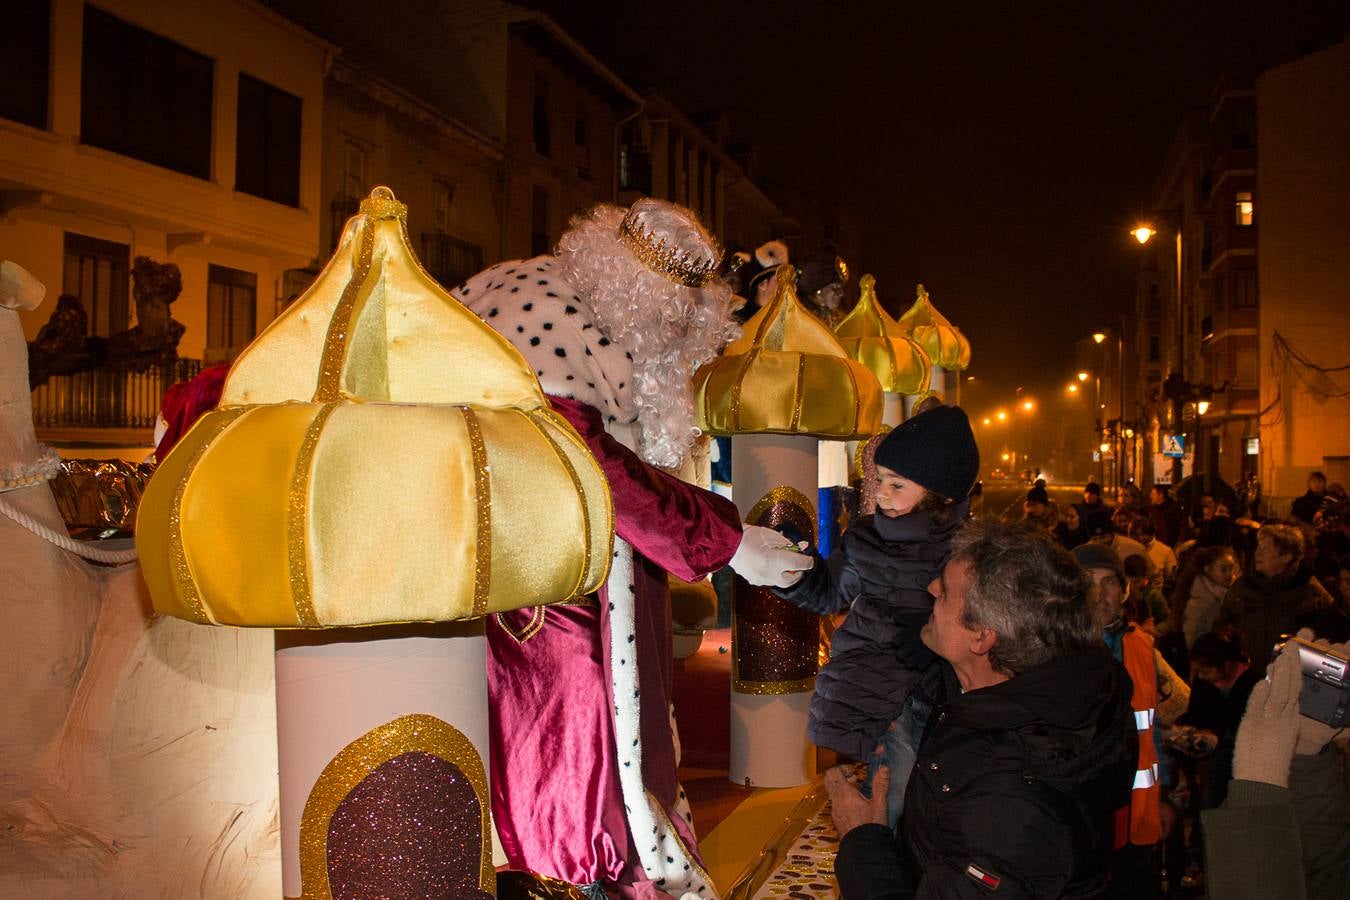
835,648,1136,899
777,503,964,761
1219,562,1333,674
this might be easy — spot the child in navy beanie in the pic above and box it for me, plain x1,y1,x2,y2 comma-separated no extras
771,404,979,829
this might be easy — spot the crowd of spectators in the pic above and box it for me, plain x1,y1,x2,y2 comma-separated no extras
1002,473,1350,896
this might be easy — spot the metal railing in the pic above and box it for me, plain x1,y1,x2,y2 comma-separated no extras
30,358,203,430
420,232,483,291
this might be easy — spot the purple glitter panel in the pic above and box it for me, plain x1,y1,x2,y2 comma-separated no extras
327,751,492,900
734,497,819,684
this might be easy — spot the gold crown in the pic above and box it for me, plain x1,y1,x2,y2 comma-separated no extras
618,203,723,288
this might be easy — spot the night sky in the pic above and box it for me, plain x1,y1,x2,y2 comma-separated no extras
537,0,1346,403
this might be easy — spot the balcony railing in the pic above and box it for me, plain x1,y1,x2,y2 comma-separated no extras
421,232,484,291
31,358,203,430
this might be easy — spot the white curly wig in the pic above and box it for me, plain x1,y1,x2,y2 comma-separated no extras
557,201,739,469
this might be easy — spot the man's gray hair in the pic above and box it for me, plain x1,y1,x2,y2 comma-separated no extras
951,519,1100,675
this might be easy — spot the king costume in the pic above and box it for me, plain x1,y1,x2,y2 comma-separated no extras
458,199,745,898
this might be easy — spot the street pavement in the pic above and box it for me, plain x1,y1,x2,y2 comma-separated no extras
978,479,1085,522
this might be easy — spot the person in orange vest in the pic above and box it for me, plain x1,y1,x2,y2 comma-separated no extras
1074,542,1164,899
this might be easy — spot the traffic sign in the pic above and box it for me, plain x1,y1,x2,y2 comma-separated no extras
1161,433,1186,458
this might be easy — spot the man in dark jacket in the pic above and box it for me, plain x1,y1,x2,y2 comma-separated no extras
828,520,1136,898
1290,470,1327,525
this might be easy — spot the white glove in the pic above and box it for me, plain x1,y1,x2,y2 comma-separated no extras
728,524,814,588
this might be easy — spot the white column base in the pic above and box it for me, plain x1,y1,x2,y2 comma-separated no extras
728,690,814,788
274,622,503,896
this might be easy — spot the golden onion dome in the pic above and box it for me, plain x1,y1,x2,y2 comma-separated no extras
834,274,932,395
894,283,971,371
137,187,613,627
693,267,882,438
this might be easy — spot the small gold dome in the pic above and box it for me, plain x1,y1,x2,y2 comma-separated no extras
895,283,971,372
834,275,932,395
693,268,882,438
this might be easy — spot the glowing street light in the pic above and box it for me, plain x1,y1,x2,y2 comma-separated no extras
1001,452,1011,461
1092,331,1107,345
1077,371,1090,382
1099,442,1110,454
1197,400,1211,416
982,417,992,426
996,410,1008,422
1022,400,1035,412
1132,226,1156,245
1067,383,1079,393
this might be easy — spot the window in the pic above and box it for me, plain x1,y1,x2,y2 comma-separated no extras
432,179,456,233
421,233,482,291
531,187,551,256
575,104,590,181
1235,191,1254,227
236,74,302,206
2,0,49,129
63,233,129,337
1234,268,1257,308
343,142,366,199
206,265,257,362
1232,105,1255,150
80,5,212,179
1236,348,1257,387
532,76,550,158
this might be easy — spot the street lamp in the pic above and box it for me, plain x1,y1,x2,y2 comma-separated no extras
1067,383,1079,393
996,410,1008,422
1022,400,1034,412
1132,226,1156,245
1077,371,1090,383
1092,331,1107,345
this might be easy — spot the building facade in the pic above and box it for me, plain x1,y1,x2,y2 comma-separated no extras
4,0,331,450
1255,37,1350,511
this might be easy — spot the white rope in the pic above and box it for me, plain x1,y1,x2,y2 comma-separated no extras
0,493,139,565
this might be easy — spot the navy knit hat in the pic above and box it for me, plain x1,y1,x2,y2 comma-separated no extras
873,405,979,501
1072,542,1124,585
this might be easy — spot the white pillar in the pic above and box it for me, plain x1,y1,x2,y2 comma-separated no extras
274,621,502,896
728,433,817,788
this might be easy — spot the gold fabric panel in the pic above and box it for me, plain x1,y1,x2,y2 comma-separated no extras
694,268,882,439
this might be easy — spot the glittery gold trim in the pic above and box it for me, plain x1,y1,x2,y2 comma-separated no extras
648,792,718,892
745,486,817,543
314,210,376,403
297,713,494,899
494,606,547,645
287,403,337,628
732,675,818,695
460,406,491,618
788,354,806,432
533,406,615,592
359,185,408,221
169,406,248,623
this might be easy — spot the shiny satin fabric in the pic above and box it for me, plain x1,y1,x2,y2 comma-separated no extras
894,284,972,371
136,187,614,627
834,274,933,396
137,401,611,627
693,267,883,439
486,395,743,893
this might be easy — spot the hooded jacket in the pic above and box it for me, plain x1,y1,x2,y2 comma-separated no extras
836,647,1136,899
777,503,965,760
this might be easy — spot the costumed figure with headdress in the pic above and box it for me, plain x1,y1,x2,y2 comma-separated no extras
458,200,808,898
795,245,851,330
731,240,789,325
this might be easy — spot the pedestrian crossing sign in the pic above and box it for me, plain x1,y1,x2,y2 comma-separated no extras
1162,433,1186,458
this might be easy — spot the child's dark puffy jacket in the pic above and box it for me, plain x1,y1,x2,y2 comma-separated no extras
777,502,965,761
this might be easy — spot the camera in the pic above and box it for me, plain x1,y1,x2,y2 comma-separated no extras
1275,636,1350,728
